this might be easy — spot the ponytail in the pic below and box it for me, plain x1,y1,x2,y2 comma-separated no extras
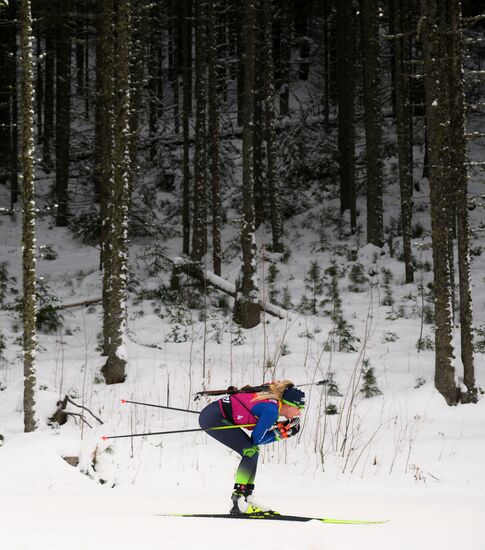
253,380,294,402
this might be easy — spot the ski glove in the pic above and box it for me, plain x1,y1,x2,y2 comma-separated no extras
272,417,301,440
243,445,260,458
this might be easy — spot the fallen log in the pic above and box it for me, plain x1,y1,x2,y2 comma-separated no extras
171,257,287,320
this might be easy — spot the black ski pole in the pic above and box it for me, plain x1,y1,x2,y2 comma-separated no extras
121,399,200,414
101,423,256,441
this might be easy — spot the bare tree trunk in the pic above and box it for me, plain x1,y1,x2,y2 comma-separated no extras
98,0,114,350
0,0,18,206
191,0,208,262
361,0,383,247
392,0,414,283
233,0,261,329
336,0,356,230
278,0,291,117
9,0,19,207
20,0,38,432
102,0,131,385
262,0,283,253
75,0,86,96
55,0,72,227
42,0,55,171
447,0,476,403
421,0,459,406
182,0,192,255
207,0,222,275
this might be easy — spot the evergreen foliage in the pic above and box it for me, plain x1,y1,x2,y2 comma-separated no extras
361,360,382,398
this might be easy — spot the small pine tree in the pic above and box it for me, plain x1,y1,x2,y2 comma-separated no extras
323,263,359,352
304,261,324,314
361,360,382,397
327,373,342,396
348,263,369,292
281,286,293,310
267,263,280,303
381,267,394,306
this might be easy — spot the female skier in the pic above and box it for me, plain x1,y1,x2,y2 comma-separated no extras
198,380,305,515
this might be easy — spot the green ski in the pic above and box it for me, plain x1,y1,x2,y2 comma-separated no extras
157,512,388,524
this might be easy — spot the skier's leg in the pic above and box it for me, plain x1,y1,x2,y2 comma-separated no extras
199,402,258,481
199,402,259,512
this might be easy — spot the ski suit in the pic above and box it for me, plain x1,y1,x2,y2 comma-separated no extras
198,393,280,486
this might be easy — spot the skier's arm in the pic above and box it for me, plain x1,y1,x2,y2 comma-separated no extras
250,403,279,444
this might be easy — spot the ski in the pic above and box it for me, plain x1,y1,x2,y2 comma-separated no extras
157,512,387,524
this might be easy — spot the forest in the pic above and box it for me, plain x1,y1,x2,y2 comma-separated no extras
0,1,485,547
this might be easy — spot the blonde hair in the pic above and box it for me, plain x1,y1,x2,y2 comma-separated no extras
253,380,294,402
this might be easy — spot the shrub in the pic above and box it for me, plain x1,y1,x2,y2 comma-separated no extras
10,279,63,333
382,331,399,343
361,360,382,398
416,335,434,351
348,263,368,293
69,208,101,245
325,403,338,415
39,245,58,260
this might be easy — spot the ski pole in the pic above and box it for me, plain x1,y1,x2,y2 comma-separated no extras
121,399,200,414
101,423,257,441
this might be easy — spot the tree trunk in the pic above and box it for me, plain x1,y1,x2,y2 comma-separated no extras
207,0,222,276
55,0,72,227
98,0,114,350
9,0,19,207
392,0,414,283
336,0,356,230
42,0,55,171
361,0,384,247
278,0,291,117
101,0,131,385
35,13,43,145
447,0,476,403
233,0,261,329
191,0,208,262
182,0,192,256
0,0,18,205
20,0,38,432
127,0,146,195
262,0,283,253
421,0,459,406
75,0,85,96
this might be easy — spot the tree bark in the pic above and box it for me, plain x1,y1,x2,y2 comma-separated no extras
182,0,192,255
447,0,477,403
336,0,356,230
101,0,131,385
42,0,55,171
207,0,222,275
20,0,38,432
55,0,72,227
191,0,208,262
421,0,459,405
392,0,414,283
262,0,283,253
233,0,261,329
361,0,384,247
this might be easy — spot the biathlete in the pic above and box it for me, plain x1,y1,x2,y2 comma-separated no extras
198,380,305,515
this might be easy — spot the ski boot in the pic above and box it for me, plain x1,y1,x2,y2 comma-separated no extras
230,484,277,516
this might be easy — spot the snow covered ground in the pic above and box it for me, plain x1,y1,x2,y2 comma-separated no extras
0,208,485,550
2,160,485,549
